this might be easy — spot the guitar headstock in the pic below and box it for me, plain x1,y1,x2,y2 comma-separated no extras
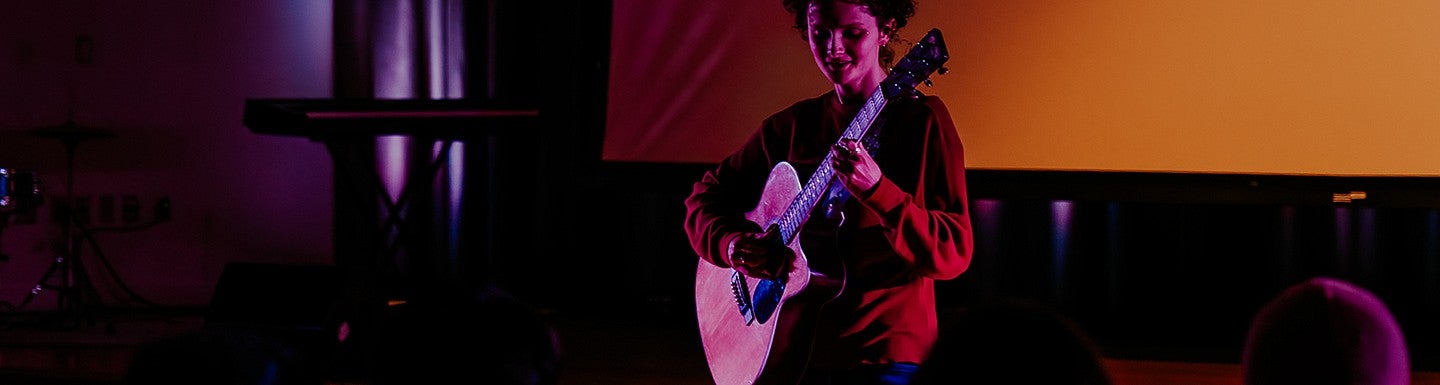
882,28,949,100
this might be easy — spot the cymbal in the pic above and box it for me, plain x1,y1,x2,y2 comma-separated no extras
0,121,181,172
28,120,115,142
1,120,115,170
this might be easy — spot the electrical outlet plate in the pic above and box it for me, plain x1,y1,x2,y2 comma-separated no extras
32,193,169,227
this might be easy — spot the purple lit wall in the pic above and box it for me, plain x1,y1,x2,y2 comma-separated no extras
0,1,333,309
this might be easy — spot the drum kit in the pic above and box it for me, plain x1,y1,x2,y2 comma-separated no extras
0,168,40,273
0,121,130,329
1,119,110,218
0,168,41,215
0,167,48,317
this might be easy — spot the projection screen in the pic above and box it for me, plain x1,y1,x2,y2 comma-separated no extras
605,1,1440,177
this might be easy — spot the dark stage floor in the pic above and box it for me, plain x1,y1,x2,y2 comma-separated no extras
0,304,717,385
0,305,1435,385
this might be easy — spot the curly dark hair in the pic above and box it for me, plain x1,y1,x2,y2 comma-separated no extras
782,0,918,67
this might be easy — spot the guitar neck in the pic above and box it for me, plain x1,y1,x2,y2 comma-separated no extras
774,89,890,244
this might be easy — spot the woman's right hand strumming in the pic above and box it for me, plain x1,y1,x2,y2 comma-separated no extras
728,227,794,280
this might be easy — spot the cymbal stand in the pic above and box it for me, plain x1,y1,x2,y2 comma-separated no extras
12,135,106,330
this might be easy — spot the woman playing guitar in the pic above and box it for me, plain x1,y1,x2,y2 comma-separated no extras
683,1,974,384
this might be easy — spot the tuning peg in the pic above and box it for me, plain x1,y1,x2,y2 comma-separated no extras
938,67,950,75
923,79,933,87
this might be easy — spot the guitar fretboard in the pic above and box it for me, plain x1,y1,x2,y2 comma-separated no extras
766,27,946,246
774,89,889,244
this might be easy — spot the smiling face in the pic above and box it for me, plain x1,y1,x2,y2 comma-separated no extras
805,1,893,101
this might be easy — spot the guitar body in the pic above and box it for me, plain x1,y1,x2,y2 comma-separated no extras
695,162,845,385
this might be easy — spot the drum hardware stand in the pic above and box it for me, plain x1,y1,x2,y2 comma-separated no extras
0,212,15,313
0,170,43,314
6,121,118,331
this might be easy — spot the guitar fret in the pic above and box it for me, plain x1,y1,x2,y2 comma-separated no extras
778,88,889,245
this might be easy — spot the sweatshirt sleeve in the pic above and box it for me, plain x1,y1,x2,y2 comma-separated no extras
683,122,775,268
855,96,974,280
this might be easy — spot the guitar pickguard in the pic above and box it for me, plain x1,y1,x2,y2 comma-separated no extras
730,270,788,326
751,277,785,324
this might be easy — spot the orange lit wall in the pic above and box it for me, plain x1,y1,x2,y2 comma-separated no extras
606,1,1440,176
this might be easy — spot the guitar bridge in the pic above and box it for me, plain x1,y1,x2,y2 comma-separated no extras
730,270,756,325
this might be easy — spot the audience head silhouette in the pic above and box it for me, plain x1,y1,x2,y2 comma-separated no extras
367,286,561,385
1242,277,1409,385
914,298,1112,385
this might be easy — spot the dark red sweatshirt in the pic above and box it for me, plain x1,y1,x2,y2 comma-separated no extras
684,90,974,370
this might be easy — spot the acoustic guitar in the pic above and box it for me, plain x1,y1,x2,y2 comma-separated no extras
694,28,951,385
